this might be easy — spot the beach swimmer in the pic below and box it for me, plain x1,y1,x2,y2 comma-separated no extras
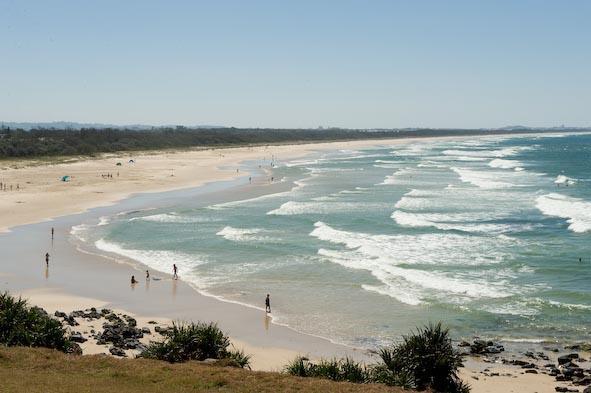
173,264,178,280
146,270,150,280
131,275,138,284
265,294,271,313
45,252,50,266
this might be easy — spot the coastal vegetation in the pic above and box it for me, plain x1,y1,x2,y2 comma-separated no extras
140,321,251,368
285,323,469,393
0,292,76,354
0,126,588,158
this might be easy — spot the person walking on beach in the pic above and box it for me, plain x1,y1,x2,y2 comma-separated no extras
146,270,150,280
265,294,271,313
173,264,178,280
45,252,50,266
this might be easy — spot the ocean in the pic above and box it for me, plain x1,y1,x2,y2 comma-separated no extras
72,133,591,348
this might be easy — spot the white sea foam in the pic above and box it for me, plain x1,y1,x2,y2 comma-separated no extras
451,167,514,189
70,224,90,241
391,210,518,234
95,239,208,286
130,213,215,223
311,222,515,305
97,216,111,226
554,174,576,185
488,158,523,170
443,146,530,159
267,201,386,215
207,190,291,210
378,168,412,185
374,160,403,164
216,226,268,242
536,193,591,233
284,159,319,167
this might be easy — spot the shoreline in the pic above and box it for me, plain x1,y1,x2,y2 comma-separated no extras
1,134,588,392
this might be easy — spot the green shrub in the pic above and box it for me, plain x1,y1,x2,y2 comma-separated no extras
226,348,252,369
284,323,469,392
140,321,249,368
0,292,73,353
377,322,468,392
285,356,310,377
285,356,369,383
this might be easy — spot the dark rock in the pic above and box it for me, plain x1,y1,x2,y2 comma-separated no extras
147,320,157,324
62,315,79,326
458,341,471,347
70,333,87,343
573,376,591,386
559,354,578,365
583,386,591,393
123,315,137,327
141,327,151,334
54,311,67,318
109,346,126,357
525,369,538,374
66,342,83,355
154,326,169,335
537,352,550,360
521,363,537,369
525,351,536,359
565,344,581,351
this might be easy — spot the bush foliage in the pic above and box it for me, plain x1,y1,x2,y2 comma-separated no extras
285,323,469,393
0,292,73,352
140,321,250,368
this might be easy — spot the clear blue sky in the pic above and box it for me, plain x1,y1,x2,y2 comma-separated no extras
1,0,589,128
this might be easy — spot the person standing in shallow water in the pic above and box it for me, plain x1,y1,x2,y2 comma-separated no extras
51,227,54,240
45,252,50,266
173,264,178,280
265,294,271,313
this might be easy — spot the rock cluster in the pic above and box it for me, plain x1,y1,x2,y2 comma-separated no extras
458,339,505,355
52,308,167,358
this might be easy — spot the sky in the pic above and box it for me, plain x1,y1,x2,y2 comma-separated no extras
1,0,590,129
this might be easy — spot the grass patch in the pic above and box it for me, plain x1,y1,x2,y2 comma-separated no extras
0,346,409,393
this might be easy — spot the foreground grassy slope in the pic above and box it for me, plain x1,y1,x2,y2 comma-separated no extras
0,347,410,393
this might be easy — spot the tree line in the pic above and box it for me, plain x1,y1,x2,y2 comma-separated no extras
0,126,588,158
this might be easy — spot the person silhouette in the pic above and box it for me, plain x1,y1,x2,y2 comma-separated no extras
265,294,271,313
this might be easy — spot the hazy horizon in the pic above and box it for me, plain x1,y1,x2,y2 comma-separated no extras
1,1,590,128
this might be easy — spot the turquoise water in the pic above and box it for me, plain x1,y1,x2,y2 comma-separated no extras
74,133,591,348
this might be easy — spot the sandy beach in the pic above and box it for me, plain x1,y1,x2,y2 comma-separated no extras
0,136,583,392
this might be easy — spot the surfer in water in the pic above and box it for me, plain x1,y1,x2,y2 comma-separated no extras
265,294,271,313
